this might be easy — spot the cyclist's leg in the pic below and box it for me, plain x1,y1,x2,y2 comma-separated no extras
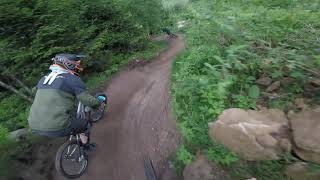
32,124,73,137
32,117,90,138
71,118,96,151
69,116,91,144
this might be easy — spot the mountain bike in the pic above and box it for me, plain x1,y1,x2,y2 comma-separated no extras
55,94,107,179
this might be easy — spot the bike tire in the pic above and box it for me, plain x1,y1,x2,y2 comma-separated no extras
55,140,88,179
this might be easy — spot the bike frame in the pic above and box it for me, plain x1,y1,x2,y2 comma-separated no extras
64,102,90,161
76,101,86,120
65,98,105,159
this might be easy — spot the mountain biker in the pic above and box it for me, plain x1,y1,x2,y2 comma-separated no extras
161,27,177,38
28,53,105,151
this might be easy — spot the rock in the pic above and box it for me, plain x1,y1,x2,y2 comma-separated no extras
177,20,187,29
256,77,272,86
257,104,267,111
285,162,320,180
281,77,294,85
8,128,29,140
303,83,320,97
293,146,320,164
290,107,320,163
304,82,320,98
294,98,309,110
310,79,320,87
262,59,273,66
183,155,230,180
266,81,281,92
208,108,291,160
261,92,281,100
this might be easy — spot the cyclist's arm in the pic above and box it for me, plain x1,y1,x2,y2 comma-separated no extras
76,92,100,108
72,76,100,108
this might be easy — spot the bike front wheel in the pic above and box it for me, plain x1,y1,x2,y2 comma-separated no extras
55,140,88,179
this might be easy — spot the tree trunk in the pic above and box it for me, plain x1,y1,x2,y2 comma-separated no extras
0,80,33,103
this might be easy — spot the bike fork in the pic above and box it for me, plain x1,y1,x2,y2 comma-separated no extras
65,135,85,162
76,134,86,162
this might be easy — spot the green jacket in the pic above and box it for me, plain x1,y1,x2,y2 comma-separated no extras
28,73,100,132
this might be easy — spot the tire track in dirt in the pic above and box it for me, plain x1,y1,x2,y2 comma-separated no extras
54,36,185,180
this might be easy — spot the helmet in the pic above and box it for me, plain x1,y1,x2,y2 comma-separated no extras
52,54,83,74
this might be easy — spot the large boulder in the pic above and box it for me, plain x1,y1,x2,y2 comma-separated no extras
183,155,230,180
290,107,320,163
209,108,291,160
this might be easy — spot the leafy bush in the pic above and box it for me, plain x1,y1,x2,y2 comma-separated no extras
85,40,167,90
0,0,166,85
162,0,189,10
0,0,168,132
176,145,195,165
0,126,8,144
0,95,29,131
171,145,195,174
207,146,238,166
171,0,320,179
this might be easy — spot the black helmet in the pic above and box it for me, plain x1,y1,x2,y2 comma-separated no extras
52,54,84,73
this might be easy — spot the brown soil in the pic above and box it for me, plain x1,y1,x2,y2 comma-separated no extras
53,36,185,180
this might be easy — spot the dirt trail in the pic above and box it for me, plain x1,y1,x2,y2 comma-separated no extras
54,36,184,180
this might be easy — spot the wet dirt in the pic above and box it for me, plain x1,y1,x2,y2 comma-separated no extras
54,36,185,180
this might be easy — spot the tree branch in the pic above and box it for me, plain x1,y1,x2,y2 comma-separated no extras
0,80,33,103
0,64,33,95
9,75,33,95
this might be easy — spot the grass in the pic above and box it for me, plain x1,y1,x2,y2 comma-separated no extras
162,0,189,10
170,0,320,179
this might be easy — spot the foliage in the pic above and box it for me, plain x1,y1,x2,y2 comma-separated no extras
207,146,238,166
171,145,195,175
230,160,288,180
122,0,165,35
162,0,189,10
0,126,9,144
176,145,195,165
84,40,167,90
170,0,320,179
0,0,168,131
0,0,166,85
0,95,29,131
